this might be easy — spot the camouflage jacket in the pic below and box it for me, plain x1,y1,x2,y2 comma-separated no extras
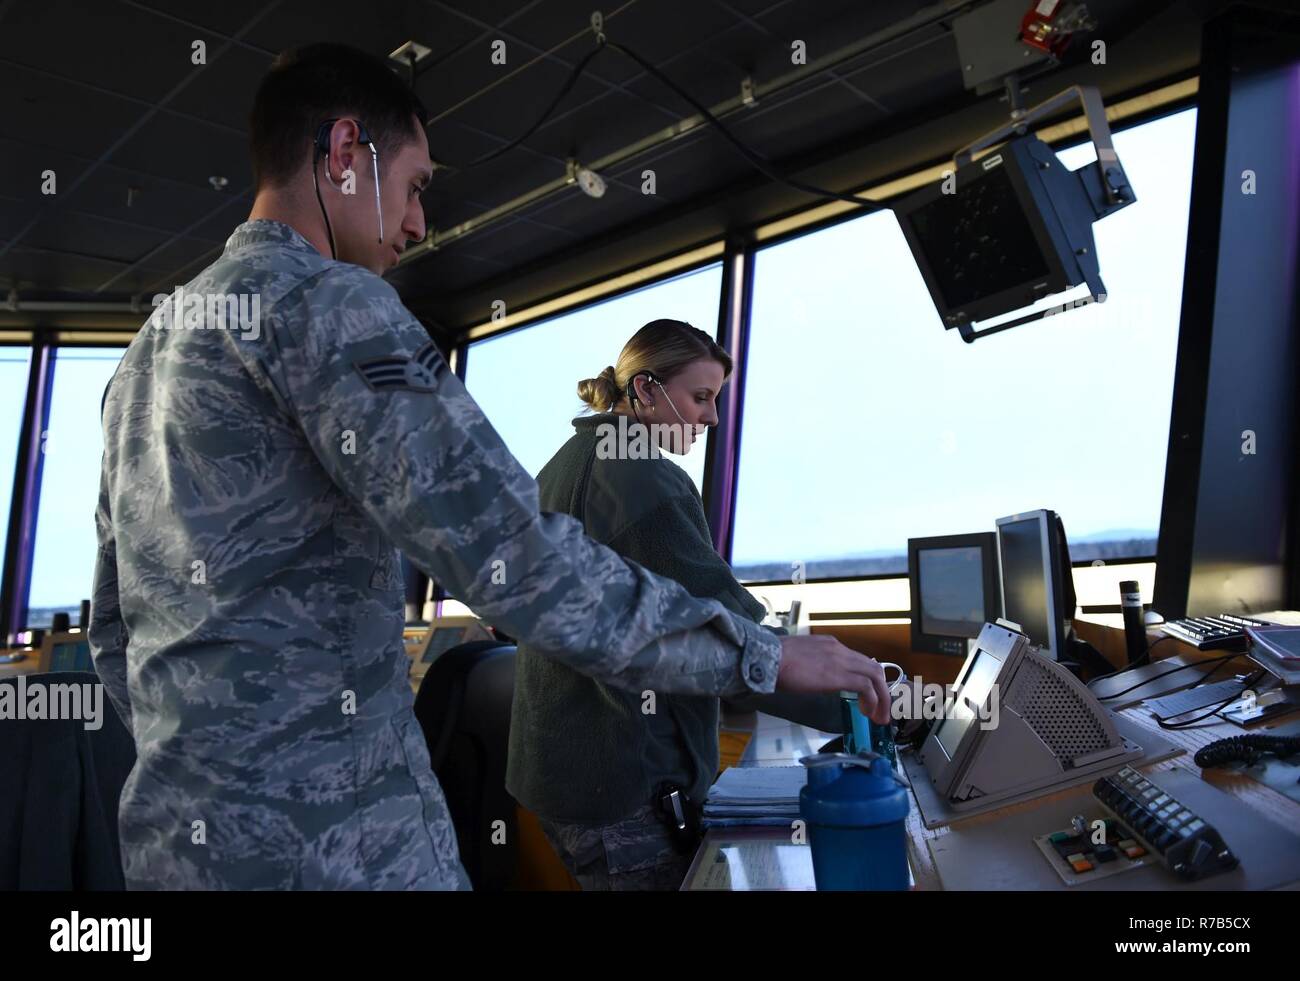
89,219,781,890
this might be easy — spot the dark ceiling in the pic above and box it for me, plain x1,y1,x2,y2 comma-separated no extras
0,0,1227,338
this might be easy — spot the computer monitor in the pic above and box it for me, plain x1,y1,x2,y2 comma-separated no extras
895,142,1069,329
996,509,1071,662
894,110,1134,341
422,625,473,662
406,616,492,684
908,533,1000,656
37,632,92,673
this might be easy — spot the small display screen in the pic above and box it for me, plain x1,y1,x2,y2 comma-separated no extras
935,647,1005,759
422,627,467,663
906,162,1050,309
1000,517,1052,650
49,641,92,673
918,546,987,639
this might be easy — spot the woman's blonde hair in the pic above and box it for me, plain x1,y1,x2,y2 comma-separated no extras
577,319,732,412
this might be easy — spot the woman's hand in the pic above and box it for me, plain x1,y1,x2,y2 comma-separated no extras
775,634,893,724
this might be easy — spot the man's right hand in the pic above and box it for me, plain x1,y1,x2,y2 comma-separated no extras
775,634,892,725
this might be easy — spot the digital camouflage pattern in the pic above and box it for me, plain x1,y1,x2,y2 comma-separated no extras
89,219,781,890
539,804,693,891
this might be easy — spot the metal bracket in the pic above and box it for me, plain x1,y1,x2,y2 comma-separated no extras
1003,72,1027,129
565,158,606,198
590,11,605,44
954,84,1129,210
388,40,433,87
740,76,757,107
957,289,1107,344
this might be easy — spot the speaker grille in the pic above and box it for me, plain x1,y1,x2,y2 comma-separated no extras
1007,657,1112,760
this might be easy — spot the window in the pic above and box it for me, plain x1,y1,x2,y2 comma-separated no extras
731,108,1198,582
27,347,126,628
0,349,32,568
464,263,725,492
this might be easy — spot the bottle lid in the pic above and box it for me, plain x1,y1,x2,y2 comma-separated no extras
799,752,910,827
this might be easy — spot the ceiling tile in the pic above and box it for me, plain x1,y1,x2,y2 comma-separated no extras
1,0,201,101
168,45,275,133
123,0,280,40
0,61,143,158
106,113,254,196
59,162,236,238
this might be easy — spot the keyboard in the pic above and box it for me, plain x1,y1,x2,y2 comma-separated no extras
1093,767,1239,881
1159,613,1271,651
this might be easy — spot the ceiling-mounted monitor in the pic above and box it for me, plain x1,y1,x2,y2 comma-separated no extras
894,86,1136,343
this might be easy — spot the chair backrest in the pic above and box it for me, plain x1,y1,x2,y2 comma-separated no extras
0,671,135,889
412,641,518,891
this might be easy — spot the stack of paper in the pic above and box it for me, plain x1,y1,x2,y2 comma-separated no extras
1247,626,1300,685
703,765,806,827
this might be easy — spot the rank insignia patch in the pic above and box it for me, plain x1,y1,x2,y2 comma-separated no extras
354,342,446,393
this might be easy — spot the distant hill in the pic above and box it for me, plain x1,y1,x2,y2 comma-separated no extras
735,533,1157,584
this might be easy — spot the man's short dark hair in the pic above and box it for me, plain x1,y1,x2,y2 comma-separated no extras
250,43,429,190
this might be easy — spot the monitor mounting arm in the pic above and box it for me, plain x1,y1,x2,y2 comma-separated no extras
956,83,1133,215
952,85,1134,344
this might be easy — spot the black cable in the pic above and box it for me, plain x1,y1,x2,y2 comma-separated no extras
1133,633,1175,669
604,39,885,212
1157,670,1268,730
1096,652,1241,702
625,372,644,426
1086,636,1177,689
1194,733,1300,768
426,34,892,211
430,44,608,172
312,151,337,260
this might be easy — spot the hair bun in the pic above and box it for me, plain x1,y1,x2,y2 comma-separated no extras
577,365,622,411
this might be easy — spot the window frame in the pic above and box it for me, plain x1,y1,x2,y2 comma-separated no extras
726,97,1201,588
0,333,131,640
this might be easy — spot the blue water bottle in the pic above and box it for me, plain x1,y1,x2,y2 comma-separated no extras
799,751,911,891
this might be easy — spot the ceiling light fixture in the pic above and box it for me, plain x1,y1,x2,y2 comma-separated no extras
389,40,433,87
567,158,606,198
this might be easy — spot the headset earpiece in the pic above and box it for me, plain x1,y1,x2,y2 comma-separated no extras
626,371,658,405
314,118,376,156
310,117,385,250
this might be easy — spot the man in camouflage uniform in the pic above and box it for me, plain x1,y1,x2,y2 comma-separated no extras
90,44,890,890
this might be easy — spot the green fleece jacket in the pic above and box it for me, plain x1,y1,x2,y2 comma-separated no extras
506,412,840,824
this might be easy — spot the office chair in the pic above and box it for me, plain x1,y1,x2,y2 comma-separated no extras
0,671,136,889
413,640,522,891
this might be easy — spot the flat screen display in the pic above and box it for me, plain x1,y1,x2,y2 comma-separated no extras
935,647,1005,759
918,546,987,638
49,640,92,673
1000,517,1051,649
905,162,1050,309
422,627,467,663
